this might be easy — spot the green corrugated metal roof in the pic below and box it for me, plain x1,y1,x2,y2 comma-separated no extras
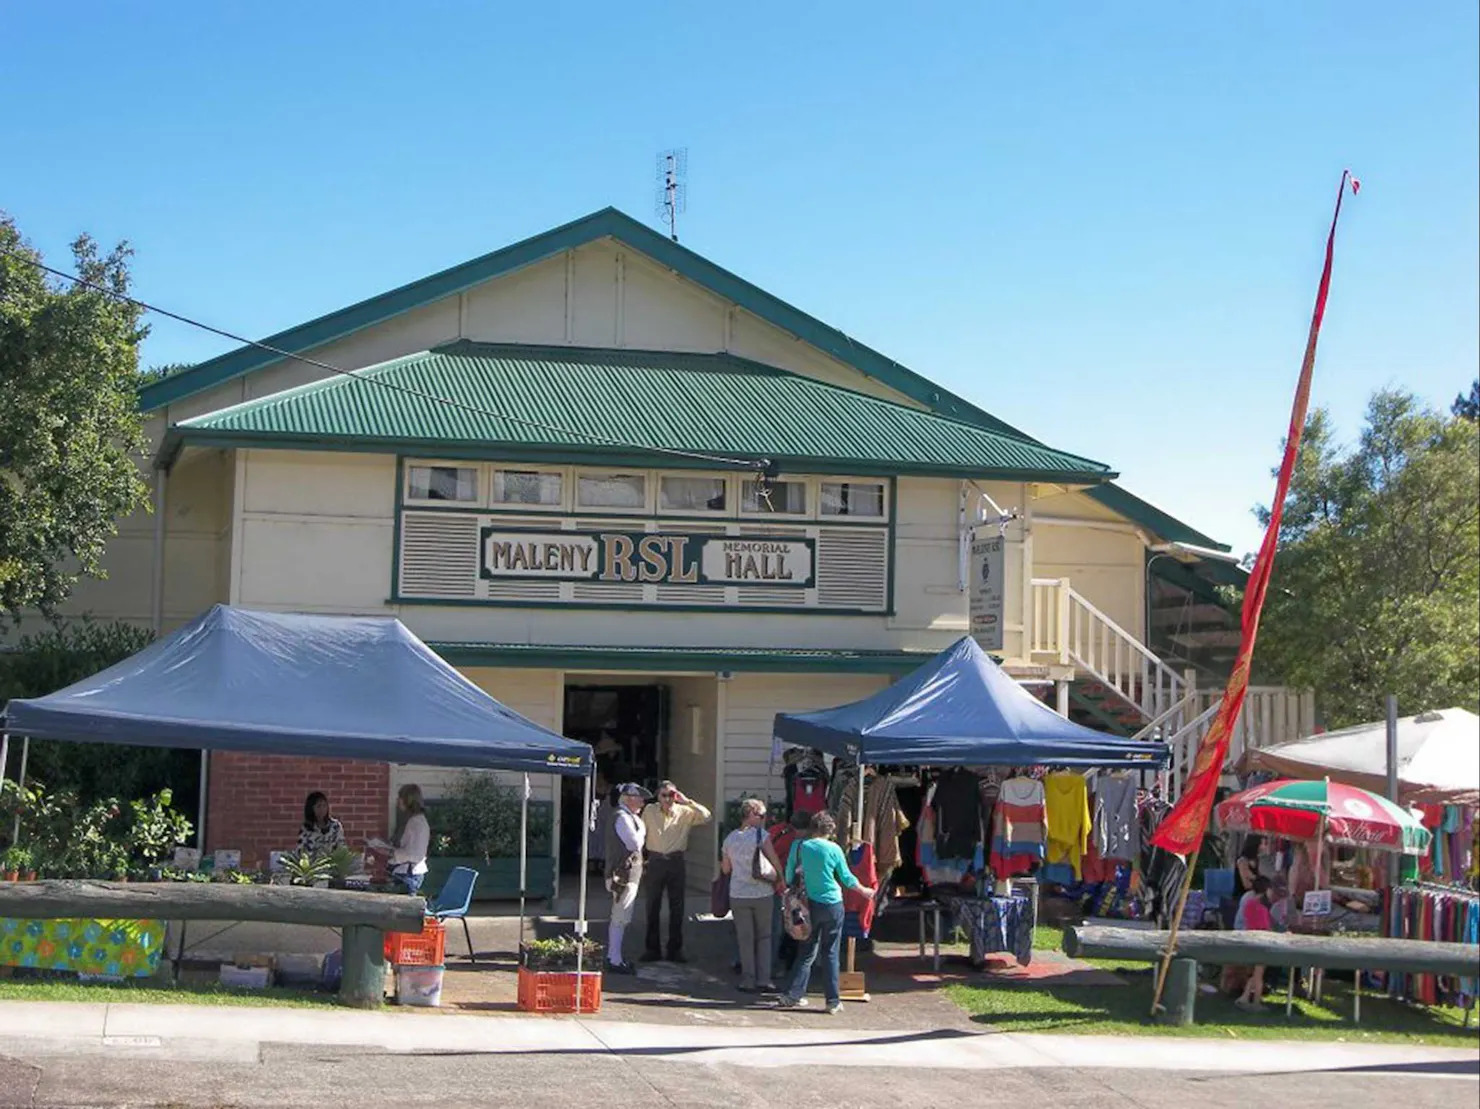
167,342,1116,482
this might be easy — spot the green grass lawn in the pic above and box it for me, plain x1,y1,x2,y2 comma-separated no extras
946,926,1480,1046
0,974,338,1009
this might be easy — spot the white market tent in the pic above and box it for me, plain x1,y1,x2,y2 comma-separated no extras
1248,707,1480,805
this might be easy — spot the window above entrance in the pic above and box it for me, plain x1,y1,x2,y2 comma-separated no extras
493,469,563,507
820,481,885,518
659,475,728,515
406,464,478,505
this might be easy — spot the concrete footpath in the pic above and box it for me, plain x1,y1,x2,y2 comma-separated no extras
1,1000,1476,1077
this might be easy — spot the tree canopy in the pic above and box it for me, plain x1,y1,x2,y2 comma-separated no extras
1256,389,1480,728
1455,378,1479,421
0,214,151,622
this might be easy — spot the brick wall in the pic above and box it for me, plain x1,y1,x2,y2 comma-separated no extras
206,753,390,868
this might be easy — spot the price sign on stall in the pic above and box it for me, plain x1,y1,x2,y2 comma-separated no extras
1302,889,1332,917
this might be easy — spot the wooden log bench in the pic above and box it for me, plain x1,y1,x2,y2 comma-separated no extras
0,880,426,1008
1066,924,1480,1027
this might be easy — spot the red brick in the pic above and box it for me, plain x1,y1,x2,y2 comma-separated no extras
205,753,389,868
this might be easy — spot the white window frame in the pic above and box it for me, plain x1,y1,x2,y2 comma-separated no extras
817,478,889,520
490,467,567,512
656,472,733,517
573,469,652,515
404,460,484,508
738,476,810,518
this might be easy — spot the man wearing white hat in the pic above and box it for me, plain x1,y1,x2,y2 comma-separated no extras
603,783,649,974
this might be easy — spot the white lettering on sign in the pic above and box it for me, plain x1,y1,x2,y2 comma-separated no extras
701,538,813,586
969,535,1006,651
482,532,600,580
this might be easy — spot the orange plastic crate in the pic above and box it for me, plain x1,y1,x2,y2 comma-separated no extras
516,966,602,1014
384,917,445,967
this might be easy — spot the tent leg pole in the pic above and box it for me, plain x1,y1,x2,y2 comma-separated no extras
197,750,209,850
12,737,30,845
0,732,9,793
518,774,529,955
576,772,592,980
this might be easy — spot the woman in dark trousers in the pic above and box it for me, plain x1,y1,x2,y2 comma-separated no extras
778,811,874,1014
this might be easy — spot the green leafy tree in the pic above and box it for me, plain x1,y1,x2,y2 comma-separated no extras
1256,390,1480,727
0,213,150,621
1455,378,1479,421
138,361,194,387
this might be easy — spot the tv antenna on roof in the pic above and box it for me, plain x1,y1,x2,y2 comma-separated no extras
655,148,688,243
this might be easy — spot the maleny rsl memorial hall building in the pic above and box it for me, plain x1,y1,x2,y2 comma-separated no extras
50,208,1309,887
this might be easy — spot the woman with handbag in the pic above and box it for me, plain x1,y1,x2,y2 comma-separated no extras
720,798,784,992
779,810,875,1014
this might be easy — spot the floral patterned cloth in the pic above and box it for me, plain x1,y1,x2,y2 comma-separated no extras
0,918,164,978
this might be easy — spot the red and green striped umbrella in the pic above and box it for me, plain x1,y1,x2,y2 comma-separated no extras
1215,778,1432,854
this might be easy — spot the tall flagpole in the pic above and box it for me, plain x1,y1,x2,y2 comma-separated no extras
1149,170,1359,1017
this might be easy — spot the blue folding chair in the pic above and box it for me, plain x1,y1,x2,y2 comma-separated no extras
428,866,480,963
1202,868,1236,925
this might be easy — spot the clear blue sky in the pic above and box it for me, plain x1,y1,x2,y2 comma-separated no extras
5,3,1476,555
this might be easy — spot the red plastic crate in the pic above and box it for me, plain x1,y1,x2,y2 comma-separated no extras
384,918,445,967
516,966,602,1014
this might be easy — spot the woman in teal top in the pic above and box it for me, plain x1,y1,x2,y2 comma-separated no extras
780,811,875,1013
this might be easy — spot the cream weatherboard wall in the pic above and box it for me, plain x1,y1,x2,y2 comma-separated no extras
386,667,564,813
1028,488,1150,640
722,674,891,800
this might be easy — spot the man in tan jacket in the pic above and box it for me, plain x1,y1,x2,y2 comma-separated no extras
640,780,711,962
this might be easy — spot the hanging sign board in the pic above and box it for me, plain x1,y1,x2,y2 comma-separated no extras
969,534,1006,651
480,527,814,588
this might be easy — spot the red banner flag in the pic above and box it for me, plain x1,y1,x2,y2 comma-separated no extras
1149,172,1358,857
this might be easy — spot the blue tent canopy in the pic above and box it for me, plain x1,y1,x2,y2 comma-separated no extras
1,605,592,777
773,637,1168,768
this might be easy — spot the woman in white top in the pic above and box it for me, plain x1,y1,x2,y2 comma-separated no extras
385,784,431,895
721,798,783,992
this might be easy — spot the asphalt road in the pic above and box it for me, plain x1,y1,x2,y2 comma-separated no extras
2,1044,1478,1109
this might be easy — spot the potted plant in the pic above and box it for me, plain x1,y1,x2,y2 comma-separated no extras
516,936,604,1014
1,846,32,882
422,774,557,902
280,851,334,887
126,790,194,876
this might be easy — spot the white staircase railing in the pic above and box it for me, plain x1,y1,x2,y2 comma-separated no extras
1031,577,1186,724
1147,689,1315,801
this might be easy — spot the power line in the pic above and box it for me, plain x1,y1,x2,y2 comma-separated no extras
2,247,769,473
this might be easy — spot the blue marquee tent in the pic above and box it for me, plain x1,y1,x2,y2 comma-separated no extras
1,605,592,777
773,637,1168,768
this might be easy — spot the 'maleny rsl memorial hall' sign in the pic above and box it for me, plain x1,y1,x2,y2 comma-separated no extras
480,528,815,588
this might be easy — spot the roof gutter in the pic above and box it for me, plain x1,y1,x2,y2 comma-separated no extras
1149,541,1245,565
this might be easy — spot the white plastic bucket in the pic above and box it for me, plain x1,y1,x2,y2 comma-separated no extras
396,964,444,1007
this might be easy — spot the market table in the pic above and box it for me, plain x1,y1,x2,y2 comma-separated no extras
879,898,945,971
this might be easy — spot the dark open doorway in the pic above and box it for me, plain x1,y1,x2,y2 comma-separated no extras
559,684,669,873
